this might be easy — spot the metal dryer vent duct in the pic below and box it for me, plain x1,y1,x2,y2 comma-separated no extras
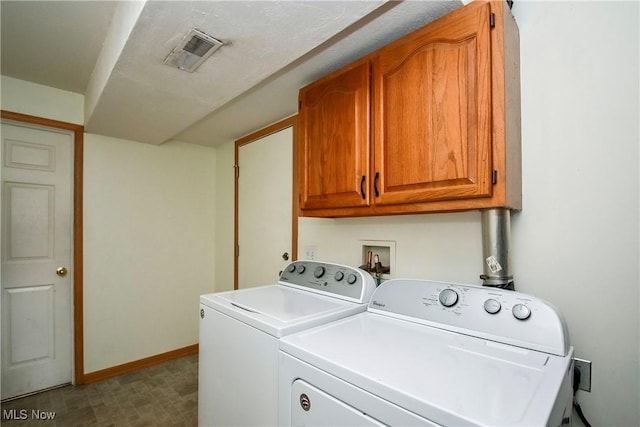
481,208,514,290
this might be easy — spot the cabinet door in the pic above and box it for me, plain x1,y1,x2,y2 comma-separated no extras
372,2,493,206
299,61,371,210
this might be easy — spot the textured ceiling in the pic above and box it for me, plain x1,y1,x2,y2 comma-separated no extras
1,1,462,147
0,1,117,94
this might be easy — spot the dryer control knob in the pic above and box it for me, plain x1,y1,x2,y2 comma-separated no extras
297,265,306,274
314,266,325,278
287,264,296,273
484,298,502,314
512,303,532,320
347,273,357,284
438,289,459,307
334,271,344,281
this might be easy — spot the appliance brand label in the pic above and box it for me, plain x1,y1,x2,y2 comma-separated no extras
371,300,386,308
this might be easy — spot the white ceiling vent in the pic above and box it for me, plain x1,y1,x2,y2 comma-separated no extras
164,28,223,72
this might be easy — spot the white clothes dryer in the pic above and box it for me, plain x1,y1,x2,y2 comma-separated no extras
198,260,376,427
279,278,574,426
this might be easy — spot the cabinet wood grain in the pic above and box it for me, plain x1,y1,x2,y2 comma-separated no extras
299,60,371,210
373,2,492,206
298,0,520,217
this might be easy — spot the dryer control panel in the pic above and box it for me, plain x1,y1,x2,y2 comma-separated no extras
369,279,570,357
279,261,376,304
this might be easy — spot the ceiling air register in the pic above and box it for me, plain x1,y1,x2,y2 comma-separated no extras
164,28,223,72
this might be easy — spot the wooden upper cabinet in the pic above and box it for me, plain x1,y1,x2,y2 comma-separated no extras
298,0,521,217
373,2,493,206
299,60,371,210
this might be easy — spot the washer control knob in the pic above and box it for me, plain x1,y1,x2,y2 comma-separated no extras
484,299,501,314
334,271,344,281
346,273,357,284
287,264,296,273
314,266,325,278
297,265,306,274
512,303,531,320
438,289,459,307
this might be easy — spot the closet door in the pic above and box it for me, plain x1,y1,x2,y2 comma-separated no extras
237,123,294,289
1,121,73,399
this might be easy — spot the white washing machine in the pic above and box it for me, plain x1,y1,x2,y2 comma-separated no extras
279,278,574,426
198,260,376,427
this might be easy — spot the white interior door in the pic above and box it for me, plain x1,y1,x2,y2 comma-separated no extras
238,126,293,288
1,121,73,400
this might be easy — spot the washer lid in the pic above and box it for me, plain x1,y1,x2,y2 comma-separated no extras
280,312,574,426
200,285,366,337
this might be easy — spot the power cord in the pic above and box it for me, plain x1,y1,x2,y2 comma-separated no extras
573,366,593,427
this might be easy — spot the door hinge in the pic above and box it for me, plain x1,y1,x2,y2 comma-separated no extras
492,170,498,185
235,245,240,257
490,12,496,28
234,164,239,178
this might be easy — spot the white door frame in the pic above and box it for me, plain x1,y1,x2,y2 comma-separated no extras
1,110,85,387
234,116,298,290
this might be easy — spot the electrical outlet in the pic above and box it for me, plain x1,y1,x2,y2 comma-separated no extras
573,358,592,392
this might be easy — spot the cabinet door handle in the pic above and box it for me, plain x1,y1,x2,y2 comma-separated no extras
360,175,366,200
374,172,380,197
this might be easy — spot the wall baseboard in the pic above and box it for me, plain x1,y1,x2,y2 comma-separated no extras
82,344,199,384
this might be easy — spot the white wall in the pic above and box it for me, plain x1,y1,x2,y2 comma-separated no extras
512,2,639,425
296,2,639,426
83,135,216,372
1,75,84,124
1,76,217,374
299,213,484,283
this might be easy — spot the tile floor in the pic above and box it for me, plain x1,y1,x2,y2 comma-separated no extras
1,354,198,427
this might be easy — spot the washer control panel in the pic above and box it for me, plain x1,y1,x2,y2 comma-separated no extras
279,260,376,304
369,279,569,356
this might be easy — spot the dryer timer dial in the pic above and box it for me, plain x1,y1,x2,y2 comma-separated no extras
438,289,459,307
512,303,532,320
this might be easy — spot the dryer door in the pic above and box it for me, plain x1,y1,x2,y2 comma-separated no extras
292,379,385,426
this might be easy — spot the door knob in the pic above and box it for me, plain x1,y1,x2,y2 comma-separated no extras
56,267,68,277
282,252,289,261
